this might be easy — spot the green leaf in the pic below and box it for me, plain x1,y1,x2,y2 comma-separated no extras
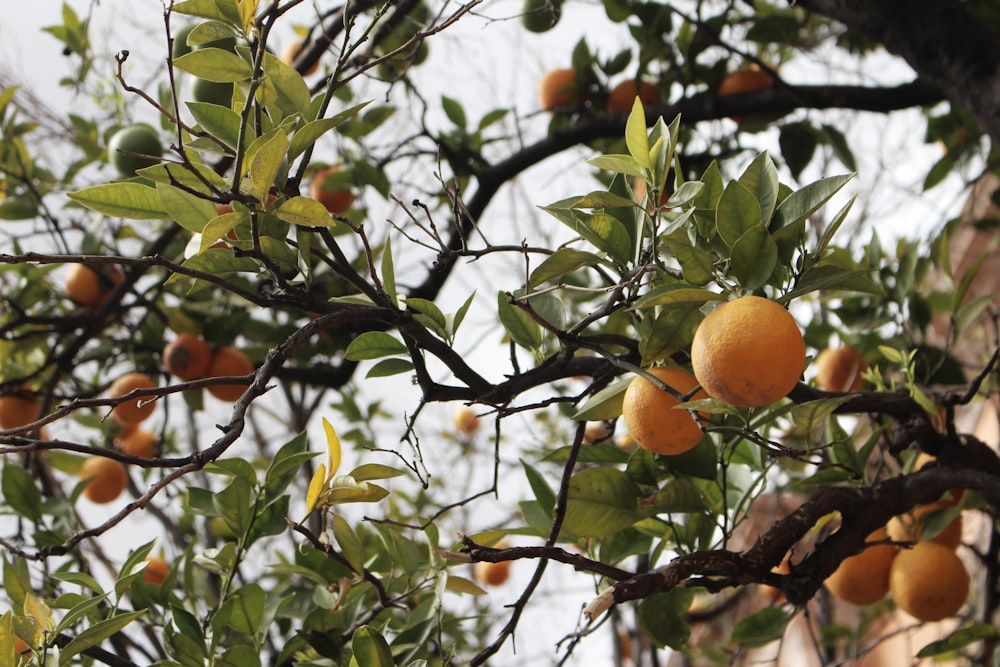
820,124,856,172
260,51,311,117
68,182,169,220
2,464,43,521
241,130,288,201
730,224,778,290
365,358,414,378
288,102,370,160
275,196,335,228
661,437,717,480
571,190,640,210
157,182,217,233
715,180,761,248
59,610,146,664
220,584,264,636
328,476,389,504
263,432,310,501
638,302,705,365
638,590,692,650
352,625,395,667
344,332,409,360
333,515,366,574
187,101,242,150
528,249,604,288
737,152,780,224
916,623,1000,658
173,0,241,22
662,232,715,285
730,607,788,647
441,95,466,129
586,154,645,178
779,122,817,180
771,174,853,231
350,464,405,482
173,48,253,82
624,98,650,168
631,284,723,311
213,476,254,537
521,459,556,516
497,291,542,351
562,467,639,538
571,379,630,421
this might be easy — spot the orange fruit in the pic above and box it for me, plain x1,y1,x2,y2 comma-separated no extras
538,68,586,111
143,555,170,584
0,388,41,429
215,203,234,215
890,541,969,621
115,427,157,458
163,333,213,381
108,373,157,425
453,406,481,435
606,79,659,114
281,38,320,76
887,501,963,550
583,421,610,443
206,346,254,402
474,559,511,587
621,366,708,456
717,65,774,123
13,634,29,654
65,263,124,308
690,296,805,407
309,165,354,215
824,528,897,606
814,346,866,392
78,456,129,504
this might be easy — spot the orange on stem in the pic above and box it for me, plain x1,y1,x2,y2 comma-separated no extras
65,263,124,309
79,456,129,504
814,345,866,392
206,346,255,402
824,528,897,606
606,78,659,114
718,65,774,124
0,388,41,429
143,555,170,585
538,68,586,111
108,373,157,425
115,427,157,459
691,296,805,407
890,541,969,621
621,366,708,456
309,165,354,215
163,333,213,381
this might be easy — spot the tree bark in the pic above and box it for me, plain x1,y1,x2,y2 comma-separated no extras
797,0,1000,146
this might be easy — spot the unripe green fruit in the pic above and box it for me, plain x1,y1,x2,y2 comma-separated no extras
190,78,234,107
521,0,562,33
108,125,163,177
172,24,196,59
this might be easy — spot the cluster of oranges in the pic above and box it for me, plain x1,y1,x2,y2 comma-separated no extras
537,64,774,120
537,68,660,114
825,456,968,621
622,295,805,456
163,333,255,403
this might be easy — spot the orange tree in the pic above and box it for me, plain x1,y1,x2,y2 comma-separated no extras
0,1,999,665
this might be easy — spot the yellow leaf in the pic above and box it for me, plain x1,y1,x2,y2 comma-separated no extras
306,463,327,512
322,417,342,478
240,0,259,36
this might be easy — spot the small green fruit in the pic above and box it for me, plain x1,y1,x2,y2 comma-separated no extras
171,24,196,59
108,125,163,177
521,0,562,33
190,78,234,107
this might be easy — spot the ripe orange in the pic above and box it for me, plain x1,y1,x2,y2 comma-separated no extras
717,65,774,123
890,541,969,621
690,296,805,407
538,68,586,111
281,38,320,76
206,346,254,402
78,456,129,504
143,555,170,584
163,333,213,381
453,406,481,435
824,528,897,606
65,263,124,309
108,373,157,425
309,166,354,215
115,426,157,458
606,79,659,114
474,559,511,587
13,634,29,654
814,346,866,392
583,421,610,443
887,501,963,550
621,366,708,456
0,388,41,429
